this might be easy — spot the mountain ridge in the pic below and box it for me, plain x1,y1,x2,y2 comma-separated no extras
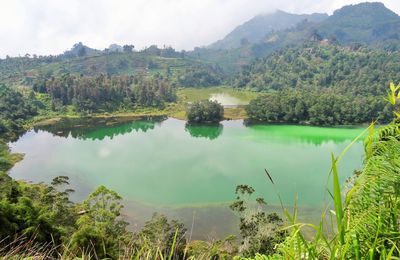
209,10,328,50
190,2,400,72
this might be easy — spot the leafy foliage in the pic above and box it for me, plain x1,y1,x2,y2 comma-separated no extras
177,65,225,87
246,89,392,125
71,186,129,259
187,100,224,123
186,235,238,259
239,44,399,125
40,74,176,112
132,213,187,259
0,173,76,250
0,44,228,87
230,185,286,257
0,84,39,140
234,44,400,95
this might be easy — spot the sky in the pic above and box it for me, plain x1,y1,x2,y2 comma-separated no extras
0,0,399,57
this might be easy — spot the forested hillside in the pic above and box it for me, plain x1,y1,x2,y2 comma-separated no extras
234,43,400,94
0,85,38,140
245,89,392,125
41,74,176,112
209,10,328,50
317,2,400,44
2,3,399,83
0,45,225,88
190,2,400,72
234,43,399,124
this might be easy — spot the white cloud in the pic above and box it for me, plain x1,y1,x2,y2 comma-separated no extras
0,0,399,57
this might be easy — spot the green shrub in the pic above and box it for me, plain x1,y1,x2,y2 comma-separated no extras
187,100,224,123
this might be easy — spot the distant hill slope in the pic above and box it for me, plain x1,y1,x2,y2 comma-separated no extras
233,43,400,95
209,10,328,50
190,2,400,72
2,2,400,81
317,2,400,44
0,49,225,88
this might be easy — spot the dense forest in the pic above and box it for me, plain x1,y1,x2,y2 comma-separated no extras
0,85,39,140
234,44,400,95
232,43,399,124
246,88,393,125
35,74,176,112
0,43,226,88
177,65,225,87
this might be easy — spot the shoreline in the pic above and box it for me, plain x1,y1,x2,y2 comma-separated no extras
29,106,249,128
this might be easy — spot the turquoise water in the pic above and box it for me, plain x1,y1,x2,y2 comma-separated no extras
8,118,365,238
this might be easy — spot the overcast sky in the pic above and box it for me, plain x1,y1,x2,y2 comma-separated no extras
0,0,399,57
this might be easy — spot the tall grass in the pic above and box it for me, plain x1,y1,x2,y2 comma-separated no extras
0,234,57,259
1,230,180,260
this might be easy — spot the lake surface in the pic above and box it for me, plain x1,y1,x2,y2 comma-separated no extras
209,93,249,106
9,117,365,238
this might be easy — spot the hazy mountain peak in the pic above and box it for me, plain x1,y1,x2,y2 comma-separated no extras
332,2,398,17
317,1,400,43
209,10,328,50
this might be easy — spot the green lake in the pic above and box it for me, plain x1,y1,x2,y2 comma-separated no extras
9,117,365,239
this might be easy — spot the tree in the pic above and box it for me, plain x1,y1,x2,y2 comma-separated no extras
41,74,176,113
77,46,87,57
230,185,287,257
0,84,38,140
71,186,129,258
0,174,75,250
133,213,187,258
178,65,224,87
187,100,224,123
123,44,134,53
245,89,392,125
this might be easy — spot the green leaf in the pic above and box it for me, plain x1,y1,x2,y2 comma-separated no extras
390,82,396,92
168,229,179,260
331,153,344,245
386,92,396,105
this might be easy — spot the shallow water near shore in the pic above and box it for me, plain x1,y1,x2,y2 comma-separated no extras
9,117,364,239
